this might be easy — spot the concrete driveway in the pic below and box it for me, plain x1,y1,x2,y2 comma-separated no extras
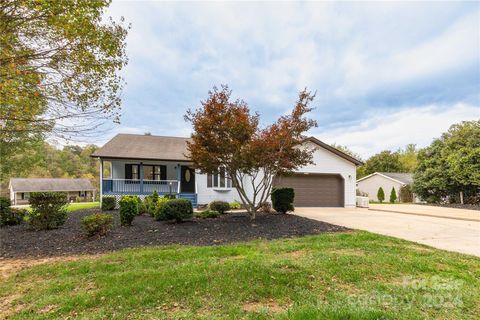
295,207,480,257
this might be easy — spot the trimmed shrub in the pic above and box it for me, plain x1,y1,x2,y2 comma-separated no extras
389,187,397,203
152,190,159,202
229,201,242,210
161,199,193,222
271,188,295,214
400,185,414,203
102,196,116,211
26,192,68,230
377,187,385,203
0,197,25,226
119,195,138,226
209,201,230,214
81,213,113,237
153,197,169,221
164,194,176,200
194,209,220,219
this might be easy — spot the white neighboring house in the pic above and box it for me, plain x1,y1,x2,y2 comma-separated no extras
356,172,417,202
91,134,363,208
9,178,95,205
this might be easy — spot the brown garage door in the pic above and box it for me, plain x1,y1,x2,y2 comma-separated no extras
273,173,344,207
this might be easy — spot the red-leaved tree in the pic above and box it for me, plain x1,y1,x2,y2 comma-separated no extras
185,85,317,219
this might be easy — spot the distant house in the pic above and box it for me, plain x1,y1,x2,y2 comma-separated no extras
91,133,363,208
356,172,417,202
9,178,95,205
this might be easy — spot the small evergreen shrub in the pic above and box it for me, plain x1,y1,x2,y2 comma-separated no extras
153,197,169,221
102,196,116,210
0,197,25,226
229,201,242,210
389,187,397,203
119,195,138,226
271,188,295,214
161,199,193,222
194,209,220,219
26,192,68,230
152,190,159,202
81,213,113,236
209,201,230,214
164,194,176,200
400,185,414,203
377,187,385,203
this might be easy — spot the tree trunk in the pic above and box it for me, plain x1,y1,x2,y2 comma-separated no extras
460,191,464,205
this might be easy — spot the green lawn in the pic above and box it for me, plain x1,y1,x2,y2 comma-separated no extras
1,231,479,319
20,202,100,213
65,201,100,212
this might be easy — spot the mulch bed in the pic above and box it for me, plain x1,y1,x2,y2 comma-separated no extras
0,209,349,259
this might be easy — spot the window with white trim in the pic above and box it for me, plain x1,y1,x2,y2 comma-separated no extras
207,167,232,188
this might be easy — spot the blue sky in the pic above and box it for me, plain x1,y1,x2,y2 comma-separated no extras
101,1,480,158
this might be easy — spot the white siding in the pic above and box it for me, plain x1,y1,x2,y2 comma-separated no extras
357,174,403,202
295,142,357,207
196,172,243,205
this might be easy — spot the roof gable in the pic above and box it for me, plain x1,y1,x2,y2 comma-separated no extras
304,137,363,166
357,172,413,184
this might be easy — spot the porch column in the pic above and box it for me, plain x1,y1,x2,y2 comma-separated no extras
99,158,103,206
140,162,144,193
176,163,181,193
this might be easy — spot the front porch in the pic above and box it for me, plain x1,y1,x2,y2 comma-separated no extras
100,159,197,206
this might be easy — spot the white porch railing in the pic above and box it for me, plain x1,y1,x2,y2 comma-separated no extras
102,179,179,195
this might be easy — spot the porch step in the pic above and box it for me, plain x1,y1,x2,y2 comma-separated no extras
178,193,198,208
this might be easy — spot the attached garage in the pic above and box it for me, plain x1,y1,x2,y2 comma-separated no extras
273,173,345,207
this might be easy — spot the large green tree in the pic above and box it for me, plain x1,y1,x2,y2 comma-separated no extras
413,120,480,204
359,150,404,177
0,0,128,187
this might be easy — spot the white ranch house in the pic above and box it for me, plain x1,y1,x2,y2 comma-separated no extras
91,134,362,208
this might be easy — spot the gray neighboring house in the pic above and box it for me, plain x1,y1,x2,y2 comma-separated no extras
356,172,418,202
9,178,95,205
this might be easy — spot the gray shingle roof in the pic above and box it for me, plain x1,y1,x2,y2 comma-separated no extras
9,178,95,192
91,134,363,165
378,172,413,184
91,134,191,161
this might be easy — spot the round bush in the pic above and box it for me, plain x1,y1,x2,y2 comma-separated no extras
161,199,193,222
229,201,242,210
26,192,68,230
209,201,230,214
0,197,25,226
81,213,113,237
102,196,116,211
271,188,295,214
194,209,220,219
119,195,138,226
153,197,169,221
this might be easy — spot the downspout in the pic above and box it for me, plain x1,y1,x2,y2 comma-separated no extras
99,158,103,207
140,162,144,194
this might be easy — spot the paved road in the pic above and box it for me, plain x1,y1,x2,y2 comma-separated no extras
369,204,480,221
295,207,480,257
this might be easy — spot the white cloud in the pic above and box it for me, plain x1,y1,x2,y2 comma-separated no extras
317,103,480,158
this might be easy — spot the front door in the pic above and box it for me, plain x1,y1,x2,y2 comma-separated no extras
180,166,195,193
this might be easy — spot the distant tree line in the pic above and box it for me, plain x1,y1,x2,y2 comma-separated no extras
0,141,103,197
